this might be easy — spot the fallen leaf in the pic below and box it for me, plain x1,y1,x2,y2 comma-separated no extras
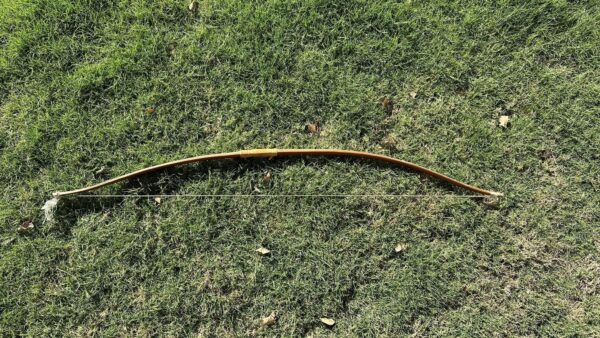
498,115,510,128
260,312,276,326
306,122,320,135
381,97,394,113
188,0,198,12
154,197,161,204
256,247,271,255
320,317,335,326
263,171,272,183
394,243,407,253
409,91,417,99
19,220,34,231
146,106,156,114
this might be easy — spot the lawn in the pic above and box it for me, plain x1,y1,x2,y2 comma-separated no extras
1,0,598,336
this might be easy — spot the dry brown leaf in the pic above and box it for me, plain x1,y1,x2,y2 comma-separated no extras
260,312,276,326
19,220,34,231
188,0,199,12
409,91,417,99
154,197,162,204
306,122,320,135
263,171,272,183
498,115,510,128
394,243,407,253
256,247,271,255
381,97,394,113
320,317,335,326
146,106,156,114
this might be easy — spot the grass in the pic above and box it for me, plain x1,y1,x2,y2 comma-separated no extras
1,0,598,336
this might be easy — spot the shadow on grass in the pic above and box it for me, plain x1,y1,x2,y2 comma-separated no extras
49,155,488,237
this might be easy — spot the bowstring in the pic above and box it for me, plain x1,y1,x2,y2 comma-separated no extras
71,194,489,199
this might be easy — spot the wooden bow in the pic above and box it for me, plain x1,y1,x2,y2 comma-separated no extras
52,149,502,197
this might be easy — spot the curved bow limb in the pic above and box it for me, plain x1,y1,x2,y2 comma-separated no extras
52,149,503,198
